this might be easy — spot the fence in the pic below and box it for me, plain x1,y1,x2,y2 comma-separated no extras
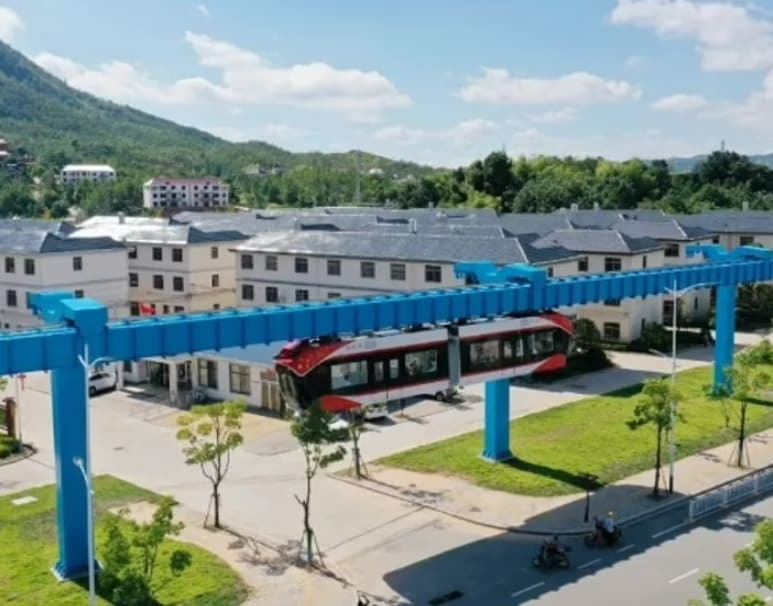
689,465,773,520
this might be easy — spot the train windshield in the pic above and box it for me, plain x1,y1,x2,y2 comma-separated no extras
276,367,300,409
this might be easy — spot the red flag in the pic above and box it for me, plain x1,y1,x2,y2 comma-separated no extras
140,303,156,316
320,394,362,413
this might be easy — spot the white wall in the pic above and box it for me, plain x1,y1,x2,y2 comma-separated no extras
192,355,282,412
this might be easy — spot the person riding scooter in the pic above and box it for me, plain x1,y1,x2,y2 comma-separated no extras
541,535,565,562
592,512,620,545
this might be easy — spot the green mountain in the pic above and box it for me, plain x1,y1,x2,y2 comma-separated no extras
667,153,773,174
0,40,431,181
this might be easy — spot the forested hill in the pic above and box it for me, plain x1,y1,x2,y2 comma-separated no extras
0,40,429,180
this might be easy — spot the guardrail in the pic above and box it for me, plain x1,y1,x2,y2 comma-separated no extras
689,464,773,520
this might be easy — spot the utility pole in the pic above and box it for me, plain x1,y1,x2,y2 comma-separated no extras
354,150,361,206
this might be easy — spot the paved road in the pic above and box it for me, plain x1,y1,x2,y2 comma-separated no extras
372,493,773,605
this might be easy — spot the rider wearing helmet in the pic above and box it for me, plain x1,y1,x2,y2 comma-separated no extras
603,511,616,535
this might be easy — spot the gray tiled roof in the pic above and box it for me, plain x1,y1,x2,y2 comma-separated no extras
70,221,247,245
236,230,579,266
675,211,773,234
612,219,711,241
532,229,662,254
0,229,125,255
0,218,76,235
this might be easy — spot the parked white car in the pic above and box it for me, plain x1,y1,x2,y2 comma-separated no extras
88,371,117,396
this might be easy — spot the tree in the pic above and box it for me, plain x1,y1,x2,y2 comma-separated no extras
100,496,192,605
347,411,368,479
290,401,347,566
176,400,246,528
719,344,772,467
627,378,682,497
689,519,773,606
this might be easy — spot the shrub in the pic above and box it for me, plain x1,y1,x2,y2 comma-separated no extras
0,436,20,459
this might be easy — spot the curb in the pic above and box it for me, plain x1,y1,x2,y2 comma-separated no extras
328,472,692,537
0,442,37,467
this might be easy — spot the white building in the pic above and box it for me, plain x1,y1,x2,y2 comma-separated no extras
60,164,116,185
0,219,129,329
71,215,247,316
143,178,230,210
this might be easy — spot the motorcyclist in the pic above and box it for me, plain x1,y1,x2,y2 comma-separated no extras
541,535,563,562
603,511,616,538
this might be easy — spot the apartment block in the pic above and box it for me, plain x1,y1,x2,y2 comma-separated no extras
143,178,230,210
60,164,116,185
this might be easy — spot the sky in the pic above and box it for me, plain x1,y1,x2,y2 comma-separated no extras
2,0,773,167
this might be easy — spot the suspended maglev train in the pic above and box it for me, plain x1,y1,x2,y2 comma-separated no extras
274,312,575,419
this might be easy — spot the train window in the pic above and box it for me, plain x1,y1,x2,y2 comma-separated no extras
534,331,554,355
470,340,500,368
374,361,384,383
503,340,513,361
331,361,369,390
405,350,438,376
515,336,525,359
389,358,400,379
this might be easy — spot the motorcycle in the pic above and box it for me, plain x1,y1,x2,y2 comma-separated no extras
584,524,623,547
532,544,571,569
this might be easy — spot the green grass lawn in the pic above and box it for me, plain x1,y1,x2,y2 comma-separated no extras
380,365,773,496
0,475,249,606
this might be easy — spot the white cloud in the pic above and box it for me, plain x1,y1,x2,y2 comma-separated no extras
624,54,648,69
195,4,210,17
651,93,708,111
33,32,411,120
610,0,773,71
711,69,773,131
528,107,576,124
373,118,497,148
458,68,640,105
0,5,22,42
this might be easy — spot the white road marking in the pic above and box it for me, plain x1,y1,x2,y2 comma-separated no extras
669,568,699,584
511,582,544,598
652,521,689,539
616,544,636,554
577,557,602,570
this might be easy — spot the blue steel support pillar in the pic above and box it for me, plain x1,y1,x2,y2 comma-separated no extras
482,378,513,461
30,292,108,580
713,284,736,394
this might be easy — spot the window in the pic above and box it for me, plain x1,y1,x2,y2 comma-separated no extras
327,259,341,276
213,303,220,310
712,236,720,244
389,358,400,379
128,247,137,259
374,361,384,383
265,286,278,303
6,289,16,307
229,363,251,395
24,259,35,275
295,257,308,274
405,349,438,376
173,277,184,292
327,292,341,299
198,359,218,389
664,243,680,257
331,361,368,390
390,263,406,281
642,255,648,269
469,340,500,368
152,247,162,261
533,331,555,354
577,257,588,272
295,289,309,302
547,267,554,278
240,254,253,270
210,246,219,259
603,322,621,341
425,264,442,283
604,298,621,306
604,257,621,272
74,290,84,299
153,274,164,290
73,256,82,271
211,274,219,287
129,273,138,287
163,304,170,314
174,305,184,313
4,257,13,274
130,302,139,316
242,284,254,300
740,236,755,246
360,261,375,279
265,255,278,271
663,299,675,323
172,248,183,262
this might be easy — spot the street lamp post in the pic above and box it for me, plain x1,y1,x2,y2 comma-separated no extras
73,456,96,606
661,279,716,495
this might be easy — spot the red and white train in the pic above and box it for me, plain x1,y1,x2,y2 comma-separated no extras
275,313,574,418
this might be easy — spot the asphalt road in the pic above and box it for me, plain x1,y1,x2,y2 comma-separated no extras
379,492,773,605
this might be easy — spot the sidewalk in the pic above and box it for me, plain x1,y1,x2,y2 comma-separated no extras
331,428,773,534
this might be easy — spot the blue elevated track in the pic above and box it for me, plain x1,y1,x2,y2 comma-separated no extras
5,243,771,579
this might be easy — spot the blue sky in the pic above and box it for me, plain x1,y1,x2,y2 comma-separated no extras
2,0,773,166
